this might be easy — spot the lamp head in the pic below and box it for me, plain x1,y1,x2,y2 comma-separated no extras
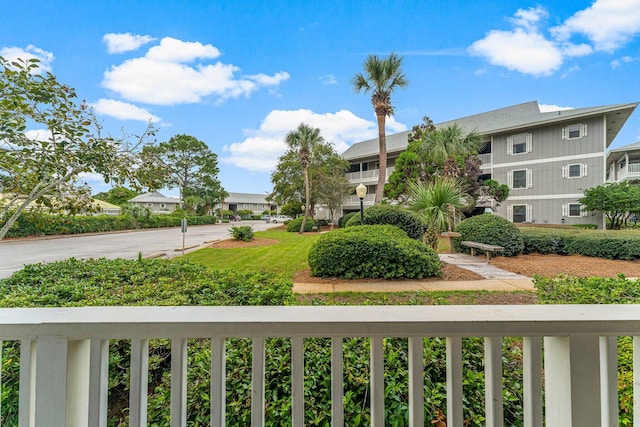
356,183,367,199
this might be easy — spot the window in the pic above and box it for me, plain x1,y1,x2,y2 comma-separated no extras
508,169,532,189
562,163,587,178
562,123,587,140
146,203,153,207
508,204,532,223
563,203,587,217
160,203,166,208
507,133,532,155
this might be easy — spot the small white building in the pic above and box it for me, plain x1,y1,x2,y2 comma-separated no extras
217,192,277,215
128,191,180,214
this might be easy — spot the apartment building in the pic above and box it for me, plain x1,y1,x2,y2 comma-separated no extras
606,141,640,183
341,100,638,227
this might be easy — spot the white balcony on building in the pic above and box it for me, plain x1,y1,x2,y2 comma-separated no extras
3,305,640,427
345,167,395,184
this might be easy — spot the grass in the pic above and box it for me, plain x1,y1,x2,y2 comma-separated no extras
184,229,321,279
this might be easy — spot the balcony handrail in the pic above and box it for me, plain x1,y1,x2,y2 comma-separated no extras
5,305,640,427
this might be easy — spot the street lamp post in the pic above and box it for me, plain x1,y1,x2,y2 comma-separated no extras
356,183,367,225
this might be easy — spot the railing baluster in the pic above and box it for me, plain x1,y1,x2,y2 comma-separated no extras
331,337,344,427
170,338,188,427
485,336,503,427
633,336,640,427
370,336,384,427
210,337,226,427
88,339,109,427
600,336,618,427
129,339,149,427
18,339,33,427
523,336,542,427
446,337,463,426
291,337,304,427
251,337,265,427
34,336,68,426
408,337,424,427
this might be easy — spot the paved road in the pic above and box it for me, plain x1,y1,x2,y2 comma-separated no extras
0,220,279,279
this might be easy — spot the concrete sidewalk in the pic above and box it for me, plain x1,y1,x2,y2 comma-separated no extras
293,253,534,294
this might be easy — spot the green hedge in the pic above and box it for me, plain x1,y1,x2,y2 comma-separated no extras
344,205,425,240
2,212,218,238
521,227,640,260
454,214,524,257
338,211,358,228
286,216,315,232
308,225,441,279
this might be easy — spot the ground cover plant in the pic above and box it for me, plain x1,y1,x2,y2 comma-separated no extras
454,214,524,256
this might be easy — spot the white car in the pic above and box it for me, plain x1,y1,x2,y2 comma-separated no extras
270,215,291,223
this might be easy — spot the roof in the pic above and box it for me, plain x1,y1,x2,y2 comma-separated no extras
91,199,121,211
224,192,272,204
606,141,640,163
129,191,180,204
341,100,638,160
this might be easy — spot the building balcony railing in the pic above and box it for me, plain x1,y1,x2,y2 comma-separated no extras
4,305,640,427
342,193,376,205
607,162,640,182
345,167,395,183
477,153,492,166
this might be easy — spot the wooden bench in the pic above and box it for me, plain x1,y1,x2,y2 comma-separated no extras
460,241,504,260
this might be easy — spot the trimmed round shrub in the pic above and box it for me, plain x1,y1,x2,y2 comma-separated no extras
453,214,524,257
286,216,315,232
344,205,425,240
338,212,358,228
308,225,442,279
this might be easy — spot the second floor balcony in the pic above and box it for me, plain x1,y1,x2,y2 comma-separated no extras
4,304,640,427
608,161,640,182
346,167,395,184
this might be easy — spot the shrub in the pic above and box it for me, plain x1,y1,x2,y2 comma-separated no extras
286,216,315,232
308,225,441,279
230,225,254,241
520,227,640,260
338,212,358,228
344,205,425,240
454,214,524,256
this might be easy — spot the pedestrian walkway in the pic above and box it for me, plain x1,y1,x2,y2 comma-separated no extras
292,253,534,294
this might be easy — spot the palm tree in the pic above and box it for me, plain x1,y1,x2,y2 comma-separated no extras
285,123,324,233
406,177,472,248
418,123,485,172
352,53,408,204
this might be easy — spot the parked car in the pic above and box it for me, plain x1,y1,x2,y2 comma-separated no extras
270,215,291,223
260,215,270,221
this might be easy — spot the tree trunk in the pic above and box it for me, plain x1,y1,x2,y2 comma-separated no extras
300,166,310,234
375,113,387,204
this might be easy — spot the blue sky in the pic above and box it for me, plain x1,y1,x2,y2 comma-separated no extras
3,0,640,196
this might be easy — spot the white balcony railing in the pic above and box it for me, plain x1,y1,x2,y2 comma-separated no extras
477,153,492,165
4,305,640,427
342,193,376,205
346,167,395,183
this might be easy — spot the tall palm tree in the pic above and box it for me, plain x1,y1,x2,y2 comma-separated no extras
418,123,485,170
352,53,408,204
285,123,324,233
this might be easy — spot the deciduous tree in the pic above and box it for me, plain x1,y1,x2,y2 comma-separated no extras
579,181,640,229
0,57,156,240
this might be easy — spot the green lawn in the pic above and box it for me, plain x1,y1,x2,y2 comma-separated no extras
184,229,321,279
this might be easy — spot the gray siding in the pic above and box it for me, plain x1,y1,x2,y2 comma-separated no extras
496,199,604,228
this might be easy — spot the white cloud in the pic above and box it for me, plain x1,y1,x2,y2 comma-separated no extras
102,33,156,54
319,74,337,85
24,128,52,141
610,55,637,69
102,37,289,105
551,0,640,52
469,28,563,76
470,1,640,76
91,99,160,122
0,45,54,73
221,109,407,173
539,104,574,112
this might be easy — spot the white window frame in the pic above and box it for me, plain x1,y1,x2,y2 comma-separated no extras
562,163,588,178
562,123,588,140
160,203,166,208
508,204,532,223
562,203,587,217
146,202,153,207
507,169,532,189
507,133,532,155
